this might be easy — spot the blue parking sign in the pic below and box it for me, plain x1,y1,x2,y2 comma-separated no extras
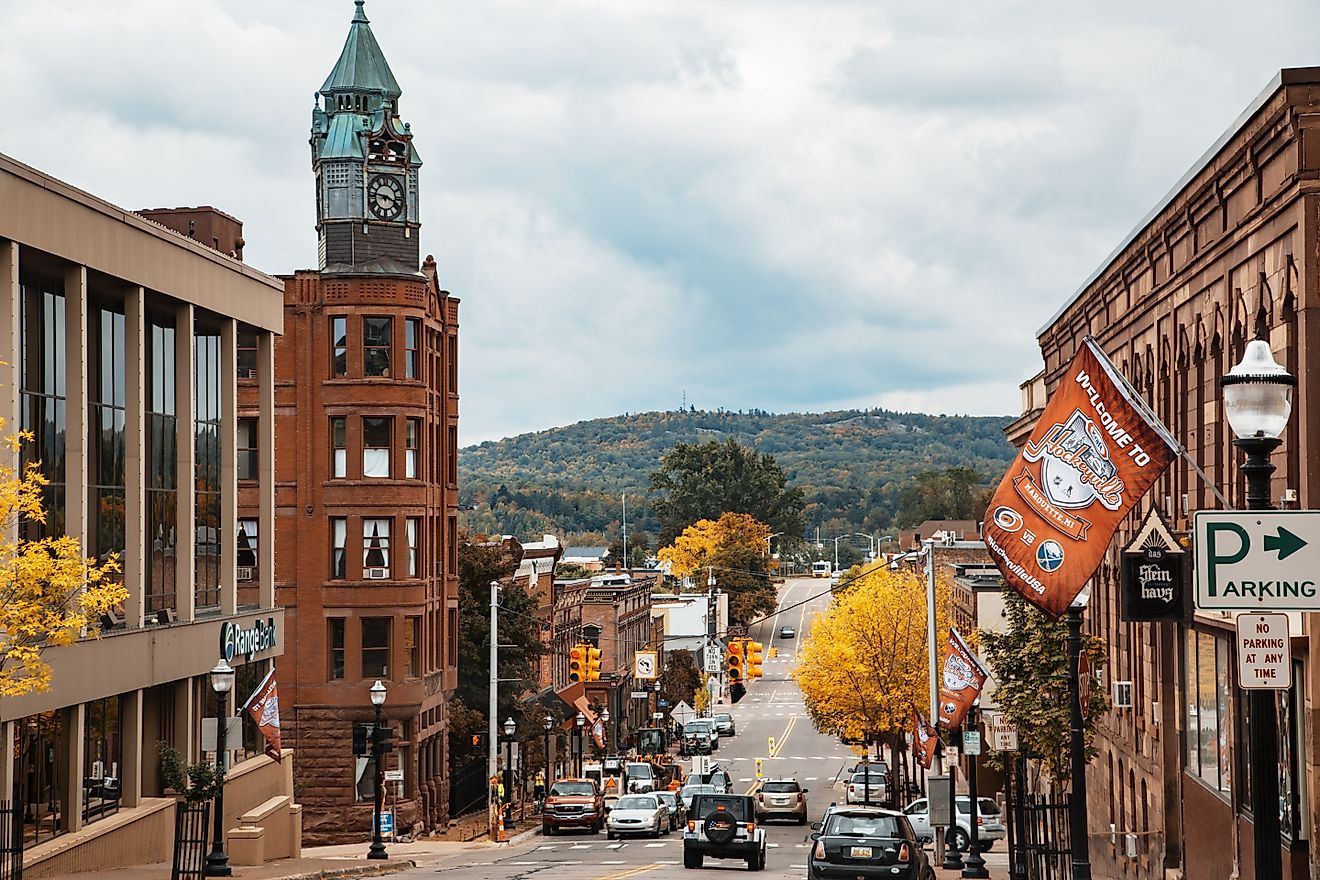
376,811,394,836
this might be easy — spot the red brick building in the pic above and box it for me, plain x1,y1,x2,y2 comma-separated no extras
236,1,460,843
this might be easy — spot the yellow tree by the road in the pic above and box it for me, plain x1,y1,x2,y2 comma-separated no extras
794,563,951,746
0,431,124,696
657,513,775,620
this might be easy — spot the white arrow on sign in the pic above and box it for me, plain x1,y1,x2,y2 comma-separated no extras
1195,511,1320,610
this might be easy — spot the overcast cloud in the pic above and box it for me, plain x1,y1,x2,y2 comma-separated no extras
3,0,1319,442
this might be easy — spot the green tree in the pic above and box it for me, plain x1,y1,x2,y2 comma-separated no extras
980,586,1109,783
451,535,546,769
658,649,701,710
650,438,805,546
894,466,994,528
658,513,777,622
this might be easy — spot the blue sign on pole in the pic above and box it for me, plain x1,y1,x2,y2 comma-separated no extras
376,811,394,836
658,700,669,708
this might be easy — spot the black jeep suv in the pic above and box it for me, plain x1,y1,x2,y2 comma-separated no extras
683,793,767,871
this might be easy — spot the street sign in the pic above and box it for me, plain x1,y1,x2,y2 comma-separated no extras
704,649,721,673
1195,511,1320,609
671,701,695,726
985,714,1019,752
768,736,775,755
962,730,982,756
634,651,658,680
755,758,763,779
1236,613,1292,689
1121,507,1189,621
630,691,649,699
376,811,394,836
384,769,404,782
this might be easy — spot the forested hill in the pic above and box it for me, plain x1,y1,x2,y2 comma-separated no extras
459,408,1017,543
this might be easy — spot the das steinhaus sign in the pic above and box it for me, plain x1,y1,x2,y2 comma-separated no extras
1120,508,1188,622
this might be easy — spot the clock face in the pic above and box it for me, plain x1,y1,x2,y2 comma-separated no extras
367,174,405,221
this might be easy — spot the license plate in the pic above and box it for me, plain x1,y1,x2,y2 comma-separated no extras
850,846,872,858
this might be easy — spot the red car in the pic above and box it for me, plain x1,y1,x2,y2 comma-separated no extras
543,779,605,835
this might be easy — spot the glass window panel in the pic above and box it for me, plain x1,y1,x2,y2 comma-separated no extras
404,617,419,677
406,518,418,577
237,331,259,378
237,519,258,569
237,419,258,481
331,317,347,377
405,318,419,379
1196,631,1217,788
329,619,346,680
331,518,347,579
363,317,391,377
362,618,391,678
1215,637,1231,793
332,417,347,478
363,518,390,573
363,417,390,478
405,419,419,479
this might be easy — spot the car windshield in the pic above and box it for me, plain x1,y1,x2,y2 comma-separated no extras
693,795,750,820
825,813,903,838
850,772,885,783
762,781,799,793
549,782,594,797
627,764,653,778
657,792,677,806
615,795,656,810
715,714,732,723
682,784,715,795
685,721,711,732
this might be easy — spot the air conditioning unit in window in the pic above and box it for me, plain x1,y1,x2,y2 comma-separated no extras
236,567,255,582
365,568,390,580
1113,681,1134,709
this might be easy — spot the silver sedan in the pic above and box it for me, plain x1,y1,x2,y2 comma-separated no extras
606,793,670,839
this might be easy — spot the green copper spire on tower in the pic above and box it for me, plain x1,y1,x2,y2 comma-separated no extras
320,0,402,99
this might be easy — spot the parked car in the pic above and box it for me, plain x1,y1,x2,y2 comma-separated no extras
684,792,766,871
625,761,658,793
657,790,685,831
808,806,934,880
755,778,808,824
714,712,737,737
607,793,670,839
903,796,1006,852
679,783,718,811
708,769,733,793
844,764,889,805
542,779,604,835
779,626,796,639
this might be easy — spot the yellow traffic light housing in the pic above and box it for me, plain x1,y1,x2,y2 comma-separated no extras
569,644,587,682
746,641,764,678
586,646,603,681
727,640,745,682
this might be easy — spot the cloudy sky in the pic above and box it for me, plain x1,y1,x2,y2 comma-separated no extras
4,1,1319,443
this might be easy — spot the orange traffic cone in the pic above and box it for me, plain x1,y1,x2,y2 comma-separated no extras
497,808,507,842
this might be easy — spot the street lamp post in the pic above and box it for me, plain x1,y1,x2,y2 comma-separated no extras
1066,595,1091,879
962,706,988,879
943,725,963,870
601,709,611,755
204,658,235,877
543,716,554,794
575,713,586,776
503,718,517,830
367,680,388,860
1222,339,1294,880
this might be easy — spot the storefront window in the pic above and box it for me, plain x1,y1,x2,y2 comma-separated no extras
146,317,178,616
89,299,126,568
16,711,65,845
83,696,122,824
19,276,67,539
1184,629,1231,794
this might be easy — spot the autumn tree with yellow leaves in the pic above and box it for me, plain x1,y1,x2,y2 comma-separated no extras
794,562,951,749
657,512,775,621
0,431,125,696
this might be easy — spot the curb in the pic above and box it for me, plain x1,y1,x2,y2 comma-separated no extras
278,860,418,880
491,826,541,846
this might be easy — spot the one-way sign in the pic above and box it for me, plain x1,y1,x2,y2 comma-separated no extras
1195,511,1320,610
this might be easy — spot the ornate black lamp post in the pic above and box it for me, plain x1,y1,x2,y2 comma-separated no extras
1222,339,1294,880
204,658,235,877
503,717,517,828
367,680,388,860
942,726,964,870
1066,593,1092,879
543,715,554,793
962,704,988,878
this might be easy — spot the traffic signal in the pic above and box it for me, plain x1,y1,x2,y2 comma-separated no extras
746,641,764,678
569,644,587,682
353,724,369,757
586,647,603,681
375,724,396,754
470,733,486,754
726,641,744,683
730,681,747,704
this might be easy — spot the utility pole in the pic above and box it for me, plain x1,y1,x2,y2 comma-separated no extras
622,494,628,570
488,580,500,838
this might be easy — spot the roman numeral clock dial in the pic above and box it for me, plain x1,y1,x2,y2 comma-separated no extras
367,174,404,221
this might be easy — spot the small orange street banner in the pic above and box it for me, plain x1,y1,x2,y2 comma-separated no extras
982,338,1177,618
913,710,939,770
937,628,989,730
241,667,282,761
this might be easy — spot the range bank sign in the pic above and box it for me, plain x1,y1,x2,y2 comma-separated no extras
220,617,279,662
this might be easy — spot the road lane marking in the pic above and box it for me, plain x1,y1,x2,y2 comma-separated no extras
593,864,662,880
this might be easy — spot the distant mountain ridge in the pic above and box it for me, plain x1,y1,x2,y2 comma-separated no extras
459,408,1017,541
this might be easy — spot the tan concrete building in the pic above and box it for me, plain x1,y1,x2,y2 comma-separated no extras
0,153,292,874
1025,66,1320,880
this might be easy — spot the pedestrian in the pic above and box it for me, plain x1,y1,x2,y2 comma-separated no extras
534,770,546,801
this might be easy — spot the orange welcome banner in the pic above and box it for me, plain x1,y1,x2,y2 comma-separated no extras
913,710,939,770
242,667,283,761
983,338,1177,618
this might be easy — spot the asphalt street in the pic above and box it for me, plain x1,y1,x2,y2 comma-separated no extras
395,576,1009,880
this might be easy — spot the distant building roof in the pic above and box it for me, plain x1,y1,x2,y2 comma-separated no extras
563,546,610,562
320,1,402,98
899,520,980,550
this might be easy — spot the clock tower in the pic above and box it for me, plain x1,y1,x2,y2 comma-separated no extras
311,0,421,272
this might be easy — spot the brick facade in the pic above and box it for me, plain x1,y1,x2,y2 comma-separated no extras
1031,67,1320,880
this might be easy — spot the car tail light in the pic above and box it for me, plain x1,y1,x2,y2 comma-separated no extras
757,793,764,802
977,817,984,825
746,823,756,834
797,792,805,803
898,843,910,862
814,840,826,859
687,820,695,832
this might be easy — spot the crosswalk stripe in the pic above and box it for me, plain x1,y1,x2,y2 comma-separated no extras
645,842,666,847
569,844,591,849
